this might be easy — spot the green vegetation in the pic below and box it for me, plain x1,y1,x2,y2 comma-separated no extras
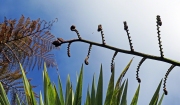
0,59,165,105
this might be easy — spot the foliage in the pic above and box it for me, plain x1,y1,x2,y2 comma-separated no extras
0,60,165,105
0,15,58,71
0,15,58,104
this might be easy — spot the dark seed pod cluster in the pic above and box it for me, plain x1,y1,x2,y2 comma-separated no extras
52,40,61,47
136,57,146,83
157,15,162,26
84,44,92,65
163,64,175,95
70,25,82,39
67,42,72,57
156,15,164,57
123,21,134,51
111,51,118,72
97,24,106,45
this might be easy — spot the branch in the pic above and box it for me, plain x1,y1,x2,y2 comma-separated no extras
56,38,180,67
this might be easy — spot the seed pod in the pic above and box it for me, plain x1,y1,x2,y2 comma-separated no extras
97,24,102,32
67,42,71,57
70,25,76,31
123,21,128,30
163,88,168,95
52,40,61,47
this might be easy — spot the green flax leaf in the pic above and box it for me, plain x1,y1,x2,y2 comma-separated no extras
85,86,91,105
120,79,128,105
16,94,21,105
20,63,37,105
130,84,140,105
58,75,65,105
65,75,71,105
110,80,125,105
91,74,96,105
39,91,44,105
158,93,164,105
43,63,60,105
95,64,103,105
115,58,133,89
73,64,83,105
149,79,162,105
67,85,73,105
0,82,10,105
104,65,114,105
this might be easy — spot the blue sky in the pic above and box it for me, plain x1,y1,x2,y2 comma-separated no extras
1,0,180,104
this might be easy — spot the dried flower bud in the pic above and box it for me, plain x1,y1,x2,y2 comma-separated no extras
84,57,89,65
52,40,61,47
123,21,128,30
157,21,162,26
156,15,162,26
70,25,76,31
137,78,141,83
97,24,102,32
163,88,168,95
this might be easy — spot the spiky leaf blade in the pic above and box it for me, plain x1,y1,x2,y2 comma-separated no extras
158,93,164,105
39,91,44,105
149,79,162,105
115,58,133,89
67,85,73,105
130,84,140,105
91,74,96,105
110,80,125,105
16,94,21,105
20,63,37,105
43,63,60,105
0,82,10,105
95,64,103,105
120,79,128,105
65,75,71,105
85,86,91,105
73,64,83,105
104,66,114,105
58,75,65,105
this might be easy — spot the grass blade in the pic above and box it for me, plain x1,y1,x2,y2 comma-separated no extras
115,58,133,89
43,63,60,105
104,65,114,105
39,91,44,105
110,80,126,105
73,64,83,105
120,79,128,105
58,75,65,105
149,79,162,105
20,63,37,105
130,84,140,105
91,74,96,105
95,64,103,105
67,85,73,105
85,86,91,105
0,82,10,105
16,94,21,105
65,75,71,105
158,93,164,105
